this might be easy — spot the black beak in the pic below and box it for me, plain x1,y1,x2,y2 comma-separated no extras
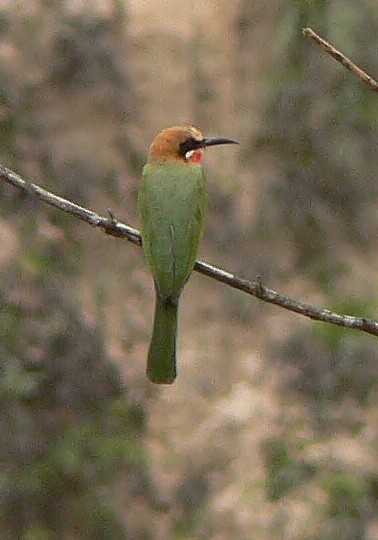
202,136,239,148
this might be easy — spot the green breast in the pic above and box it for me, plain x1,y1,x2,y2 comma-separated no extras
138,161,207,300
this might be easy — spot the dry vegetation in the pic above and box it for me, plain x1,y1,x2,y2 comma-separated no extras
0,1,377,539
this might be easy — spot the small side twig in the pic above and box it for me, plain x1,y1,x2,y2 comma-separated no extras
1,163,377,338
303,26,378,92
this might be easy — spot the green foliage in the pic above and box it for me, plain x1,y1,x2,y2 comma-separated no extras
324,472,368,519
253,0,378,277
264,438,317,501
319,471,375,540
0,89,16,161
0,286,147,538
279,322,377,410
0,356,42,401
0,134,147,538
314,297,377,353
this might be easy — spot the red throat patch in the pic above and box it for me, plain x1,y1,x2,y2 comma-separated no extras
187,149,203,163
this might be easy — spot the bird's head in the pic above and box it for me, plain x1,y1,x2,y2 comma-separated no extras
147,126,238,164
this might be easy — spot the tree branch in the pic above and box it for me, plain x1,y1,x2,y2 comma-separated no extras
303,27,378,92
1,163,377,337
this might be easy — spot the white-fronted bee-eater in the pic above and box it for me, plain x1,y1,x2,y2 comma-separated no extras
139,126,238,384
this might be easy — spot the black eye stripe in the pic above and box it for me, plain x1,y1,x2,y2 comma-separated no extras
179,137,203,157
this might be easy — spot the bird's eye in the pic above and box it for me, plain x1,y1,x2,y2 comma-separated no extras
179,137,203,158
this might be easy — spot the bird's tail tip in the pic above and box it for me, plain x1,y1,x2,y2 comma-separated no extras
146,294,178,385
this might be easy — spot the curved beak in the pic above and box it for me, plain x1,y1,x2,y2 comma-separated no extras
202,136,239,148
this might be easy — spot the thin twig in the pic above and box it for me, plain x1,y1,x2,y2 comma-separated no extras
1,163,377,337
303,27,378,92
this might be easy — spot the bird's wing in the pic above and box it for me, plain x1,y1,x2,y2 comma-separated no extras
139,162,207,300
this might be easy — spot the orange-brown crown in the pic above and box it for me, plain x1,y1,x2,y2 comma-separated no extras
147,126,205,163
147,126,238,164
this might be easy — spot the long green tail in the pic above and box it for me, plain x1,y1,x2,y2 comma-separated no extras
147,293,179,384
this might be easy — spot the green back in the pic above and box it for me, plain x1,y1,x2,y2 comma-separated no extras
139,161,207,300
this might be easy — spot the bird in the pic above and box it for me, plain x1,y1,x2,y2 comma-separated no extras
139,126,238,384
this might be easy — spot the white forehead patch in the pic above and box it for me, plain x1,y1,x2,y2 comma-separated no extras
189,127,204,142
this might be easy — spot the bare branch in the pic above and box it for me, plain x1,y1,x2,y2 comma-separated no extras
303,27,378,92
0,164,141,245
1,163,377,338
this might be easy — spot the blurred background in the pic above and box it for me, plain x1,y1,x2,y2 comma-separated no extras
0,1,377,539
